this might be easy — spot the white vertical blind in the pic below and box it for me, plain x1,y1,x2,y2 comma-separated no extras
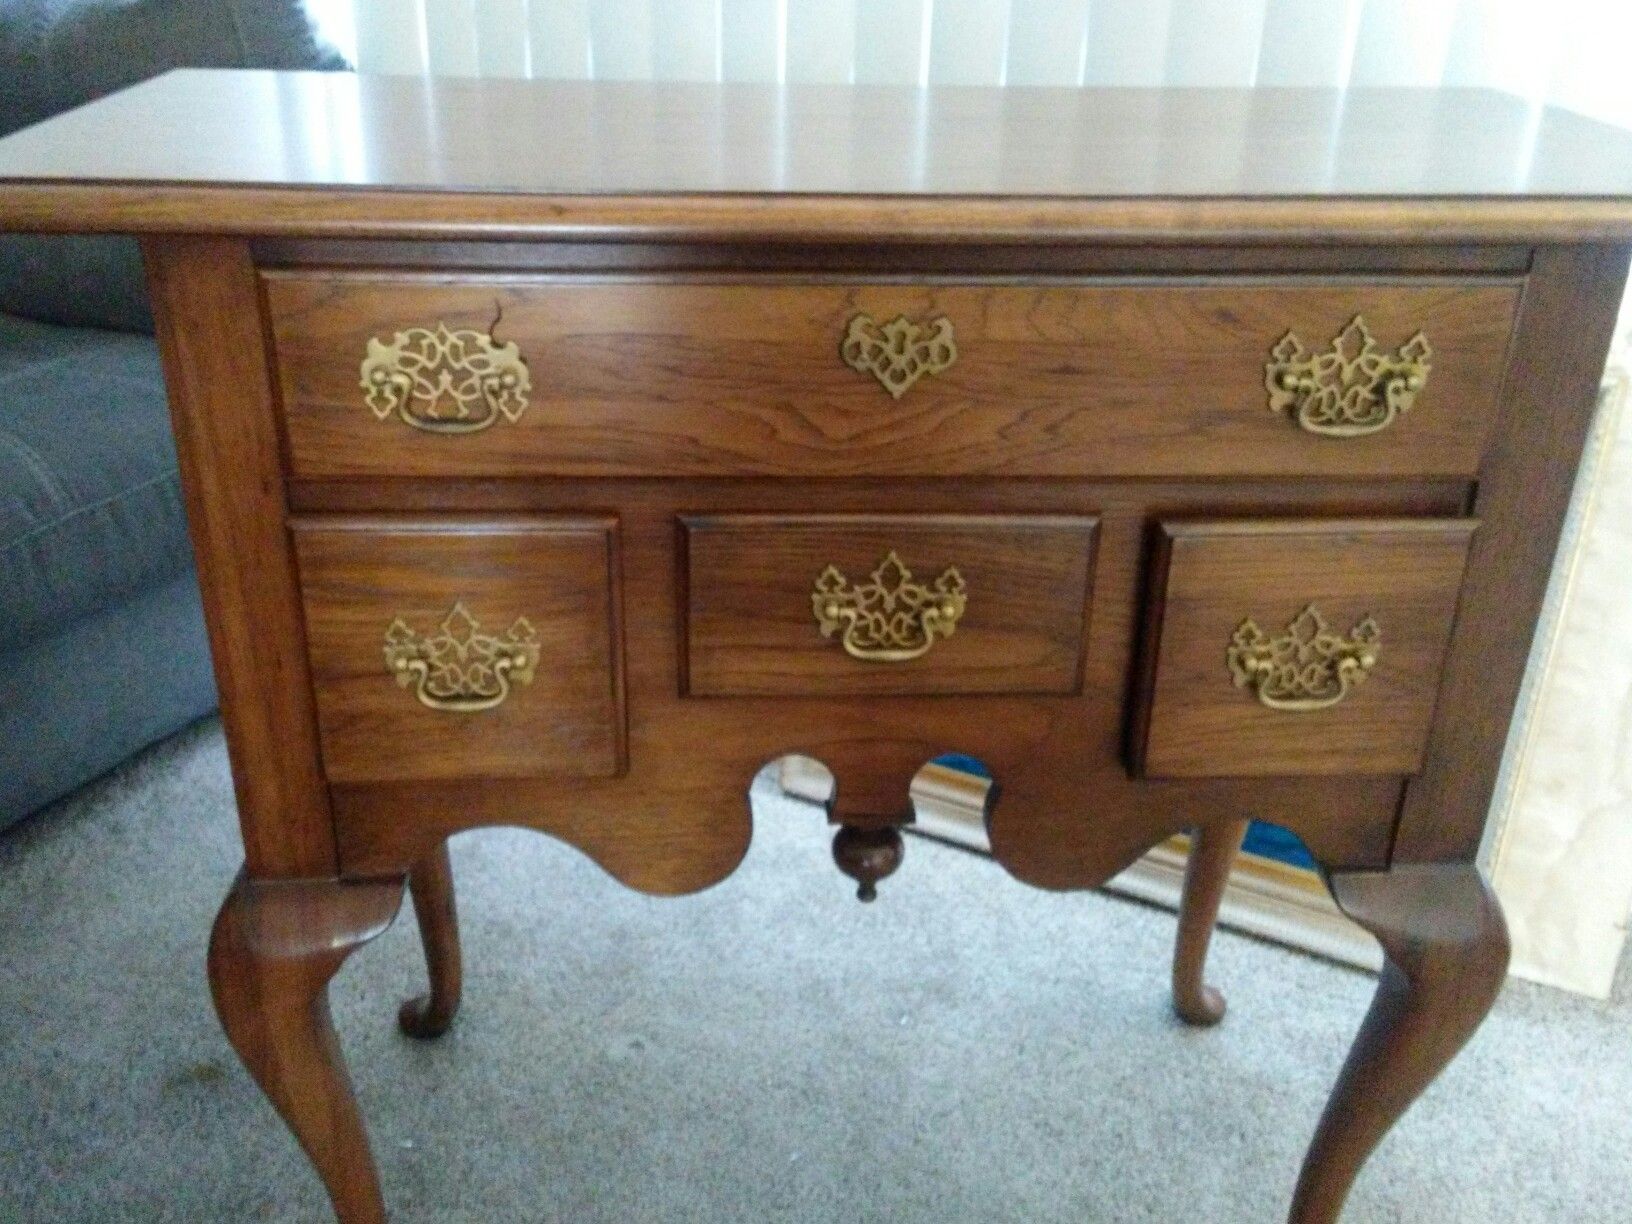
346,0,425,76
1163,0,1268,87
422,0,479,77
927,0,1012,85
1255,0,1362,87
474,0,529,77
527,0,590,80
720,0,780,83
855,0,931,85
653,0,721,82
1348,0,1459,87
307,0,1632,127
1005,0,1090,87
588,0,653,80
1082,0,1172,86
787,0,857,84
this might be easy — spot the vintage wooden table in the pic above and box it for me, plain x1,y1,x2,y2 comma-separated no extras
2,72,1630,1222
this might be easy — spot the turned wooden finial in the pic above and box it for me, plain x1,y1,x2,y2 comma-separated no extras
832,825,904,902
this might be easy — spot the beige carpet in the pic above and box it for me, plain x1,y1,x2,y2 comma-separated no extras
1,718,1628,1222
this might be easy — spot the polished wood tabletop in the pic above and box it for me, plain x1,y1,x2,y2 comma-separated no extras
2,70,1632,242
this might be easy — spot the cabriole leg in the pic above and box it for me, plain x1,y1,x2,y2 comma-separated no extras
207,871,404,1224
1172,817,1250,1026
1289,862,1509,1223
399,841,464,1039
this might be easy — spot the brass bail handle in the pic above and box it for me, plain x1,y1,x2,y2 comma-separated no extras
382,602,540,712
812,550,967,663
1266,315,1431,437
1226,604,1381,712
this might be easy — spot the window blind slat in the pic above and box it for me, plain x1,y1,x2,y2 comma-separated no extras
1083,0,1174,86
1164,0,1268,86
653,0,721,82
1006,0,1091,86
787,0,858,84
928,0,1014,85
529,0,592,79
1256,0,1361,87
423,0,479,77
475,0,530,78
1348,0,1457,87
353,0,428,74
854,0,930,85
589,0,655,80
721,0,780,83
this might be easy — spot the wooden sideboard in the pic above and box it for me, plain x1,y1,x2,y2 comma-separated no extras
4,73,1631,1223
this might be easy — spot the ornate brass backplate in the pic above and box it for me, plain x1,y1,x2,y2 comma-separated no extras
840,313,957,399
359,322,531,433
1226,604,1381,711
382,602,539,712
1265,315,1431,437
812,550,967,662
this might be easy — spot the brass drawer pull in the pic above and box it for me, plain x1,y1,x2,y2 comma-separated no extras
1266,315,1431,437
382,602,539,712
841,313,957,399
359,322,531,433
812,550,967,662
1226,604,1380,711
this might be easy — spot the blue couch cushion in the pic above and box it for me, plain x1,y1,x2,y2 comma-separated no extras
0,0,347,333
0,312,191,649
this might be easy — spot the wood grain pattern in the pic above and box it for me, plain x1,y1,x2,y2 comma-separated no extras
291,517,626,784
681,514,1097,697
142,237,336,877
5,76,1632,243
207,872,405,1224
1132,519,1476,779
1396,243,1632,859
289,477,1471,890
11,181,1632,245
265,276,1519,480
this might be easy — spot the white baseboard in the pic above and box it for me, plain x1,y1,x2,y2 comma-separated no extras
777,756,1382,973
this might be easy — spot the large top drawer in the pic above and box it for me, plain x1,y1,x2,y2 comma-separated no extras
265,273,1520,480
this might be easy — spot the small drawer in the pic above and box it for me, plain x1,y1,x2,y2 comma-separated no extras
266,273,1519,480
681,514,1098,697
292,516,625,784
1129,518,1475,779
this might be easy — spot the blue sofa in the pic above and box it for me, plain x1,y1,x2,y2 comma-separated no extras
0,0,344,829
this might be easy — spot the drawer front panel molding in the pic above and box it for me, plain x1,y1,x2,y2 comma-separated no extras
292,516,626,783
266,276,1519,480
682,514,1097,697
1130,518,1476,779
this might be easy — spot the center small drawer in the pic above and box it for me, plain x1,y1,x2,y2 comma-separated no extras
265,273,1519,481
681,514,1098,698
